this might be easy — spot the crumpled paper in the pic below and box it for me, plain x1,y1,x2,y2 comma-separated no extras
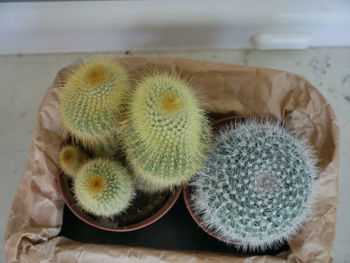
4,57,338,263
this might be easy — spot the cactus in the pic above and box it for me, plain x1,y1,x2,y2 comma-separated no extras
58,59,129,156
124,72,211,192
59,145,89,178
87,134,119,158
74,159,134,217
190,120,317,250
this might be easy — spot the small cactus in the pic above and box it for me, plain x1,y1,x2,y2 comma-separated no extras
59,145,88,178
74,159,134,217
124,72,211,192
58,59,129,156
190,120,317,250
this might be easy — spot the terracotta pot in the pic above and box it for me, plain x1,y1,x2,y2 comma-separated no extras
183,115,248,244
57,173,182,232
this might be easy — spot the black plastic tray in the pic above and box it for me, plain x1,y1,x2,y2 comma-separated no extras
59,197,289,256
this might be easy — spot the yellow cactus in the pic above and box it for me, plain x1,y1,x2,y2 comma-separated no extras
58,59,129,156
59,145,88,178
124,72,211,192
74,159,134,217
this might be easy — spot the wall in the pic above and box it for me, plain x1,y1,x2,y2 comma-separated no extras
1,0,350,54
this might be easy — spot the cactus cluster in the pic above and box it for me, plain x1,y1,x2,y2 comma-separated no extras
74,159,134,217
58,59,129,156
190,120,317,250
57,59,214,227
59,145,89,178
124,72,211,192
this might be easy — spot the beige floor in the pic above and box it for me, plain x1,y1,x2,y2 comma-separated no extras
1,48,349,262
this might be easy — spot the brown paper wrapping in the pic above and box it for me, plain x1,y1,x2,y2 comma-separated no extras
4,58,338,263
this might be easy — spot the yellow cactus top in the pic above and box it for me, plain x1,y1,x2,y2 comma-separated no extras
58,59,128,147
59,145,88,178
124,72,211,192
74,159,134,217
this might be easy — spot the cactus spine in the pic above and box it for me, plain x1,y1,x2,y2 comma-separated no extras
190,120,317,250
124,72,211,192
74,159,134,217
59,145,88,178
58,59,129,156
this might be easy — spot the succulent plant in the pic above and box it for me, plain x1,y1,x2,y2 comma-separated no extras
74,159,134,217
58,59,129,156
59,145,89,178
124,72,211,192
190,119,317,250
87,134,119,158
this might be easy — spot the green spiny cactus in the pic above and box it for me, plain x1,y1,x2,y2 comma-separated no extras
190,120,317,250
124,72,211,192
87,133,119,158
58,59,129,156
59,145,89,178
74,159,134,217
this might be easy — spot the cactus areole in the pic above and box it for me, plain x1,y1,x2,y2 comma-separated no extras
188,118,317,250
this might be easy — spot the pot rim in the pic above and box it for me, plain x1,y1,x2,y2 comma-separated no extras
56,173,182,232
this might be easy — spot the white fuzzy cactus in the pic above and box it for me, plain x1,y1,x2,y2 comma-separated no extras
190,119,317,250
